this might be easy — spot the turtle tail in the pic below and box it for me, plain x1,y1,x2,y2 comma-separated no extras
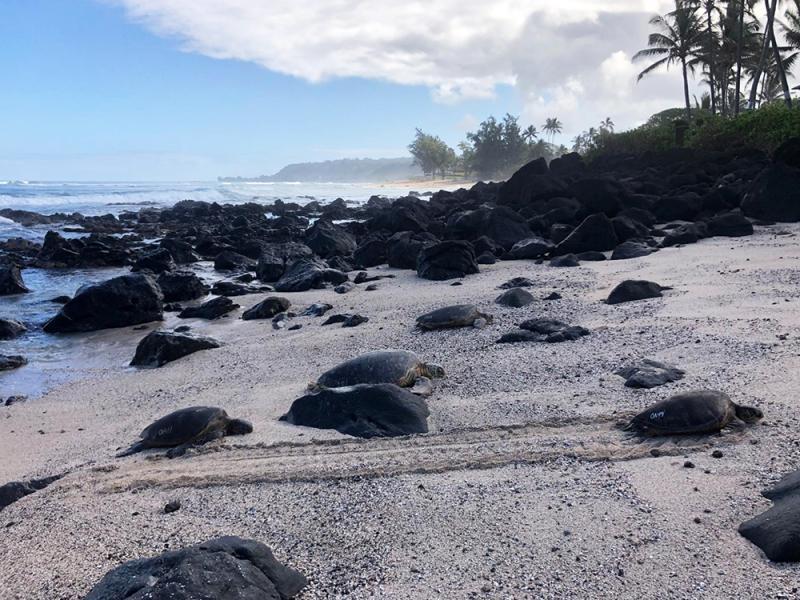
115,441,145,458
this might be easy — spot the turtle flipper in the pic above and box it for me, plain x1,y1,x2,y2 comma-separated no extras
115,441,146,458
410,376,434,397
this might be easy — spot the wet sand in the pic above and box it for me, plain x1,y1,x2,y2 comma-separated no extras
1,224,799,598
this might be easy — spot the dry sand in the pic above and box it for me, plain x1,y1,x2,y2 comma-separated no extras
1,223,799,599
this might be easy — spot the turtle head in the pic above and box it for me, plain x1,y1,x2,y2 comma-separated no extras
424,363,446,379
735,404,764,424
226,418,254,436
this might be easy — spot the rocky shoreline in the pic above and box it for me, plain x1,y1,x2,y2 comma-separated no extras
1,145,800,598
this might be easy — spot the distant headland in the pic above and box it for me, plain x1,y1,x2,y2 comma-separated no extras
219,157,423,183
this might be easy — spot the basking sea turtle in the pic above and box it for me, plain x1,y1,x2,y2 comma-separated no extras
416,304,493,331
625,390,762,436
312,350,444,396
116,406,253,458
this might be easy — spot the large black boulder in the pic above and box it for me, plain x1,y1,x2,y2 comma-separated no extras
280,383,429,438
739,468,800,563
43,274,163,333
507,236,555,260
0,318,26,340
256,243,314,283
156,271,209,302
130,331,221,368
353,238,388,267
368,197,431,233
0,355,27,371
159,238,199,264
0,475,62,511
242,297,291,320
84,536,308,600
610,240,655,261
387,231,438,269
132,248,175,274
447,206,531,251
0,265,29,295
304,220,356,258
178,297,239,320
707,212,753,237
274,258,348,292
498,159,567,210
214,250,256,272
742,163,800,222
553,213,618,256
653,193,703,222
417,241,479,281
568,177,627,216
661,222,708,247
773,137,800,169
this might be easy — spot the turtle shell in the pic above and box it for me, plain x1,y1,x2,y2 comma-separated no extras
316,350,423,389
416,304,488,330
140,406,228,448
627,390,736,435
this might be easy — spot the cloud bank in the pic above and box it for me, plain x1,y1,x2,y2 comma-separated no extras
111,0,692,137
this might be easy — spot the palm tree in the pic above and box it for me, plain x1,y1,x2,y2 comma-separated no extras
600,117,615,132
749,0,793,108
634,2,705,120
782,0,800,47
522,125,539,143
542,118,563,142
687,0,723,113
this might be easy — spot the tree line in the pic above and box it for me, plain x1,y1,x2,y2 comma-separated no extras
635,0,800,119
409,115,572,180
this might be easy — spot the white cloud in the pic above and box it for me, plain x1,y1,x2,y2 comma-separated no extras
110,0,693,133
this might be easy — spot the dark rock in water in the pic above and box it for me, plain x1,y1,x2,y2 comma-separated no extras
214,250,256,272
554,213,618,256
84,536,308,600
495,288,534,308
210,281,263,297
607,280,667,305
179,297,239,320
500,277,534,289
661,222,707,247
160,238,199,264
0,355,27,371
615,359,685,388
302,303,333,317
507,237,555,260
131,331,221,368
707,212,754,237
274,258,348,293
164,303,183,312
242,297,291,320
576,251,606,262
417,241,479,281
43,274,163,333
334,281,355,294
157,271,209,302
416,304,492,330
0,318,26,340
611,240,654,261
354,238,388,267
280,383,429,438
742,163,800,222
549,254,579,268
50,295,71,304
0,265,29,295
387,231,438,270
477,252,497,265
773,137,800,169
4,395,27,406
132,248,175,274
544,292,562,300
304,219,357,258
322,313,369,328
0,474,62,511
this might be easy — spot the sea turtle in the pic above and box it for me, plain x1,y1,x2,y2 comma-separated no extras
312,350,444,396
116,406,253,458
416,304,493,331
625,390,762,436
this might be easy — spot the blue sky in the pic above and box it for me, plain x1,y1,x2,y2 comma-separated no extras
0,0,518,181
0,0,699,181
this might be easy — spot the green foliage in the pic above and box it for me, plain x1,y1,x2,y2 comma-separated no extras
408,129,456,178
586,103,800,160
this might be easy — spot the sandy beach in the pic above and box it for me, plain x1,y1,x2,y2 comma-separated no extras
1,223,799,599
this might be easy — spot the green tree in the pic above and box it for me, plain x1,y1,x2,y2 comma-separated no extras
408,129,455,179
634,2,705,120
542,117,564,142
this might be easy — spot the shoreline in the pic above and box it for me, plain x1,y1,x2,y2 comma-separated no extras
1,224,799,597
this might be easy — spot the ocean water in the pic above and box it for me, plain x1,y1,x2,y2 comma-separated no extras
0,180,452,400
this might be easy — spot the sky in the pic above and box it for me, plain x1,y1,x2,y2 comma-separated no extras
0,0,706,181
